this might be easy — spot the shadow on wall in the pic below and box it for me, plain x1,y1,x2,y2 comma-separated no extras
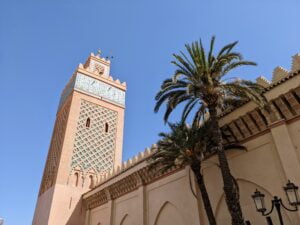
65,197,86,225
215,179,293,225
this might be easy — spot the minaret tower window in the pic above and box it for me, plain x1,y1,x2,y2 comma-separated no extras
105,123,109,133
86,118,91,128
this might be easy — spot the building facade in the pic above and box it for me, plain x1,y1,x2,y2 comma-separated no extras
33,53,300,225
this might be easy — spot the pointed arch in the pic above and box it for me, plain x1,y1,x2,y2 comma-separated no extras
214,178,293,225
120,214,132,225
88,175,94,188
85,168,97,188
154,201,186,225
68,166,84,187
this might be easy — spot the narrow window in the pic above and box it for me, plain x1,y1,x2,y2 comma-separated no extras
86,118,91,128
105,123,109,133
74,173,79,187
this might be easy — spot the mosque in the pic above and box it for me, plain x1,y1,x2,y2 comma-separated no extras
32,52,300,225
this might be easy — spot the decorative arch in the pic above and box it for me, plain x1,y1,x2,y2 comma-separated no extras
214,178,273,215
68,166,84,187
214,178,293,225
154,201,186,225
88,175,94,188
120,214,132,225
85,168,97,188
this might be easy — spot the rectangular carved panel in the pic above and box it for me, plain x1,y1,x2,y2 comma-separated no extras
274,98,294,119
71,100,118,173
228,122,244,141
235,118,251,138
250,110,267,131
285,92,300,115
242,114,259,135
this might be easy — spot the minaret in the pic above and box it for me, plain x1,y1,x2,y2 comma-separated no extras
32,53,126,225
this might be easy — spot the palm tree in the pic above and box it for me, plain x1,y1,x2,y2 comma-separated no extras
154,37,267,225
150,121,246,225
150,121,217,225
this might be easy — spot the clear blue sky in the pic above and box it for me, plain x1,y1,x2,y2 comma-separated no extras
0,0,299,224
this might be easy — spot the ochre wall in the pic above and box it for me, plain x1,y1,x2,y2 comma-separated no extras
84,118,300,225
85,168,201,225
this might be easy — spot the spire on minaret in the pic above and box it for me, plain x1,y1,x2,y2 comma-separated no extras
83,52,111,77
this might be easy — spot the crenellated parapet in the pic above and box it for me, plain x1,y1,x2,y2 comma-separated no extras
252,53,300,89
221,54,300,118
65,143,158,193
58,52,126,111
89,144,157,188
256,76,271,88
78,52,127,88
272,66,289,83
292,54,300,72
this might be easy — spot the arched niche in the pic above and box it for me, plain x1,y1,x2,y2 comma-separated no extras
88,175,94,188
214,179,293,225
85,168,97,189
120,214,132,225
154,201,186,225
68,167,84,188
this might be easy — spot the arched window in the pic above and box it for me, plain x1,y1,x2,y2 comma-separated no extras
89,175,94,188
74,172,79,187
86,118,91,128
105,123,109,133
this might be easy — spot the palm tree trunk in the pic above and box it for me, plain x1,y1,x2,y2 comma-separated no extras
208,106,245,225
191,161,217,225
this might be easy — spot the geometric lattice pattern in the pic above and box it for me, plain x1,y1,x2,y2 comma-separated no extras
71,100,117,173
39,99,71,195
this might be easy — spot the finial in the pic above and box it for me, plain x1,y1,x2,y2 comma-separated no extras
97,49,102,56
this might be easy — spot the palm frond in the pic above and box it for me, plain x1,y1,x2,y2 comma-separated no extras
217,41,238,57
154,36,267,125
